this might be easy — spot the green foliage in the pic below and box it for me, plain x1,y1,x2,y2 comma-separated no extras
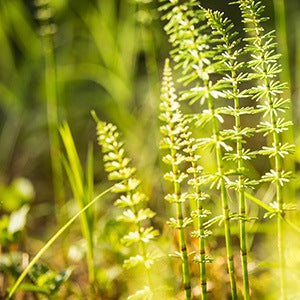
1,0,300,299
0,253,71,297
0,253,24,279
6,185,115,299
236,2,294,299
26,264,72,296
159,0,296,299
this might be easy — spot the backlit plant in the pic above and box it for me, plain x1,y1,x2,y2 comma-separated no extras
159,59,193,299
159,0,295,299
93,112,159,299
238,1,295,299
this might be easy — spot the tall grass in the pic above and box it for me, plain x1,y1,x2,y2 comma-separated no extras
60,123,96,291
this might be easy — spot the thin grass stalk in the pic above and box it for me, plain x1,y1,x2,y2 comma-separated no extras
35,1,65,225
44,36,64,214
136,1,160,89
245,192,300,234
59,124,95,288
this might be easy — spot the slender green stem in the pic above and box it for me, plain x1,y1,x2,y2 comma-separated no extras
80,205,95,285
262,41,286,300
244,192,273,212
184,137,207,299
39,10,65,224
192,162,207,300
7,185,114,299
232,72,250,300
206,88,237,300
213,16,250,296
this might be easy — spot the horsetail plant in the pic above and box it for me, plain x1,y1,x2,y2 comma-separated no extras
237,1,295,298
203,9,259,299
92,111,159,299
159,59,192,300
160,2,239,298
182,118,211,300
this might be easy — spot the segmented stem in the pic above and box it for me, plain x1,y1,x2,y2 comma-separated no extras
233,82,250,300
184,139,208,300
172,147,191,300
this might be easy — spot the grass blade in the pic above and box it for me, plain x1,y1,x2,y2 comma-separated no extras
7,184,115,299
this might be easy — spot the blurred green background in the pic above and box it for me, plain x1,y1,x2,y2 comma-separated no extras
0,0,300,299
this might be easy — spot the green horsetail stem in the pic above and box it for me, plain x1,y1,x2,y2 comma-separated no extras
160,59,192,300
238,1,295,298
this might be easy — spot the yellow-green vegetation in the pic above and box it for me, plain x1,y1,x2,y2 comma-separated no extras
1,1,300,299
